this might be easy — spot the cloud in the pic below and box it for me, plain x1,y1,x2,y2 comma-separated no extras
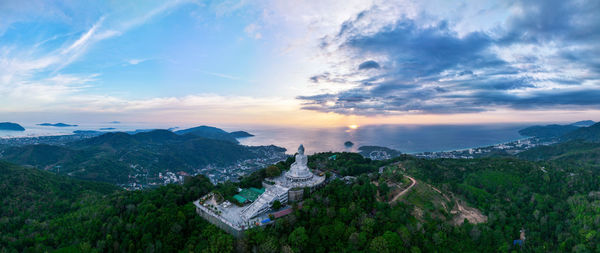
244,23,262,39
358,60,379,70
298,0,600,115
127,58,149,65
200,71,242,81
0,0,196,113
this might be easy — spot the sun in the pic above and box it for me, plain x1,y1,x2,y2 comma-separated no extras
348,124,358,129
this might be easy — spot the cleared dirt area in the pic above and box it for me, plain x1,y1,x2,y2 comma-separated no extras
451,199,488,225
378,162,487,226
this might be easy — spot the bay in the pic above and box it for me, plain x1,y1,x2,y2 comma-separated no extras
236,124,528,154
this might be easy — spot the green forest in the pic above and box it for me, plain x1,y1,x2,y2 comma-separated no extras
0,130,284,184
2,139,600,252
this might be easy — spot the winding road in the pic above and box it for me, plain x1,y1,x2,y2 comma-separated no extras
389,175,417,203
378,163,417,203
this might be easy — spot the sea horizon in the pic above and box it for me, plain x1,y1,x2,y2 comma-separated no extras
1,122,534,154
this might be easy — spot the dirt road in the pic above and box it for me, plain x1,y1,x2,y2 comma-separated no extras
389,175,416,203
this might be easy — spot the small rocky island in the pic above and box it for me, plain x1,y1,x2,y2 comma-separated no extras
38,123,78,127
0,122,25,131
344,141,354,147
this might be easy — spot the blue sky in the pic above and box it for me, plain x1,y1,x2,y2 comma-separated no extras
1,0,599,127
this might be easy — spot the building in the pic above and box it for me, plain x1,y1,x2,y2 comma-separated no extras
194,144,326,237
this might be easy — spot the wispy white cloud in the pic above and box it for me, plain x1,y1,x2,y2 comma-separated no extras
199,71,242,81
0,0,197,114
127,58,150,65
244,23,262,39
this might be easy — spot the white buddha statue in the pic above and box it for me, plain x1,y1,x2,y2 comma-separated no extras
286,144,313,181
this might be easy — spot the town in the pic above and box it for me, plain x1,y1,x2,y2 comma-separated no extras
415,137,555,159
120,150,288,190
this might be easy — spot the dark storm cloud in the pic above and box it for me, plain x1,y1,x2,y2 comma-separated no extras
461,89,600,110
298,0,600,115
344,20,505,79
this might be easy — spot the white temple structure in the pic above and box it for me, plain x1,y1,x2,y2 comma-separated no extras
285,144,313,181
274,144,326,189
241,144,325,219
194,144,326,237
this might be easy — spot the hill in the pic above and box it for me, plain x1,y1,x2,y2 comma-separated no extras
242,153,600,252
358,145,402,160
1,147,599,252
38,123,78,127
518,124,579,139
571,120,595,127
0,122,25,131
176,126,239,143
0,161,118,249
230,130,254,138
517,141,600,161
0,161,233,252
0,130,285,185
518,120,598,140
560,122,600,142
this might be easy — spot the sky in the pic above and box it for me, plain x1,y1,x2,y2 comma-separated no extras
1,0,599,128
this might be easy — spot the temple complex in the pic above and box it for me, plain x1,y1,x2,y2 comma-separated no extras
194,144,326,237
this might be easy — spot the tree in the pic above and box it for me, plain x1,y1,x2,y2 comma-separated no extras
258,237,279,253
266,165,281,178
289,227,308,251
369,236,390,253
379,182,390,201
272,200,282,210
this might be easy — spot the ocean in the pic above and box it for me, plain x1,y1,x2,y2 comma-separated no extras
1,123,528,154
235,124,529,154
0,123,150,138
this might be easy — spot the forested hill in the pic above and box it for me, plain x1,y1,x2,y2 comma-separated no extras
517,120,598,141
0,161,117,249
0,161,234,252
3,140,600,251
0,161,118,219
0,130,284,184
175,125,239,143
239,150,600,252
518,124,580,139
518,141,600,162
561,122,600,142
517,123,600,163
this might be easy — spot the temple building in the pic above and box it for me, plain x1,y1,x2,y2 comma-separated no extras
194,144,326,237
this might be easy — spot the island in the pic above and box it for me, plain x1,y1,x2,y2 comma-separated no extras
73,130,102,135
358,145,402,160
230,131,254,138
38,123,78,127
99,127,116,130
0,122,25,131
175,126,239,143
344,141,354,147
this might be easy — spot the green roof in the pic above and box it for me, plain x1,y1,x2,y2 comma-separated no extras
238,187,265,202
233,194,247,203
249,187,265,195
